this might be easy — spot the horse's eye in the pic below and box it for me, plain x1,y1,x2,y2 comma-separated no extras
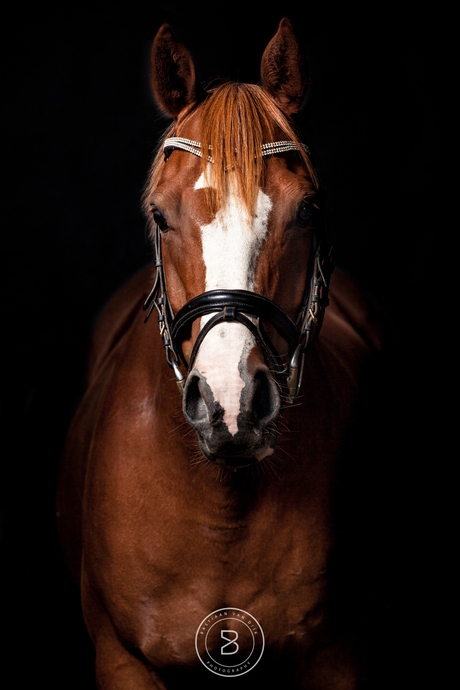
152,207,169,231
296,201,312,228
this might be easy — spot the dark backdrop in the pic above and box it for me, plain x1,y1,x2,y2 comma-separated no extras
3,2,443,687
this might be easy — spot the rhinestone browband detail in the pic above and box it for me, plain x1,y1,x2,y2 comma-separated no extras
163,137,309,163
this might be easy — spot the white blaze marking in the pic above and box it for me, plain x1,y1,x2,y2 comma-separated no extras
194,171,272,435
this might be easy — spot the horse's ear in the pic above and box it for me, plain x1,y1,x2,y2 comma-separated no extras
150,24,198,118
260,18,309,114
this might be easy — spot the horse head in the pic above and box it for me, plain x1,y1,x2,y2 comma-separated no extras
143,19,331,469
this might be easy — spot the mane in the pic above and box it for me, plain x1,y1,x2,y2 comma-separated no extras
143,82,318,221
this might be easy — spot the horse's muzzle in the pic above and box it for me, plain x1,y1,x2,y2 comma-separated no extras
183,366,280,468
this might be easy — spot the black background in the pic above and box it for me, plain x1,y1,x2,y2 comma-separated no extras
3,1,444,687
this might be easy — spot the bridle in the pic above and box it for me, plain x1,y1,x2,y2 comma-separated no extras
143,136,334,405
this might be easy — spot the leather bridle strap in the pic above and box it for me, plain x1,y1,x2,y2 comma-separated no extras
171,289,300,375
142,223,184,386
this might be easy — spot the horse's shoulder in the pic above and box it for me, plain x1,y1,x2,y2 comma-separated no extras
86,265,154,384
326,268,389,354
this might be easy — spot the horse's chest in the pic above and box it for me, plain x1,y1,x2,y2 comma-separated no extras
128,516,329,669
84,455,333,671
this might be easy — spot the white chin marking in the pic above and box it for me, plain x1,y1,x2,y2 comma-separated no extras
194,171,272,436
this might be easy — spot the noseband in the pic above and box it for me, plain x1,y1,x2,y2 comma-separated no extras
143,136,334,405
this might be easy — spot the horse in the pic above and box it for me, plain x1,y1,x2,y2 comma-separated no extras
57,18,389,689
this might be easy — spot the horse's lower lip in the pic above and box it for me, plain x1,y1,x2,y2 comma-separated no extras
198,438,260,468
198,437,273,468
214,456,259,468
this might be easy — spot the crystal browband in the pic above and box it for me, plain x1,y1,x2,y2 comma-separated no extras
163,137,309,163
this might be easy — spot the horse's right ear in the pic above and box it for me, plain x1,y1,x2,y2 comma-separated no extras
150,25,198,118
260,18,309,114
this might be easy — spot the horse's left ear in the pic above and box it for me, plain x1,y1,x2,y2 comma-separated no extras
260,18,309,114
150,24,198,118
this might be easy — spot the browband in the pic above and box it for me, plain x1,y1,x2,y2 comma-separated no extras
163,137,309,163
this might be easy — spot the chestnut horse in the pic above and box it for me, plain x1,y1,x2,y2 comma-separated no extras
57,19,387,689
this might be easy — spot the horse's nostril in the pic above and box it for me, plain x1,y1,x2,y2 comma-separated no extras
182,366,279,465
251,369,280,425
184,372,224,429
183,374,208,424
